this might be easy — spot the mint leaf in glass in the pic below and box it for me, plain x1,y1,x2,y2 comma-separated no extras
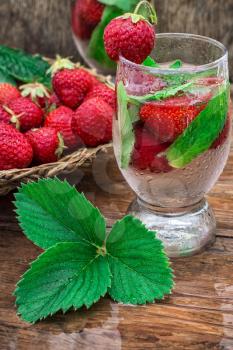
88,6,122,69
143,56,160,68
163,68,218,86
107,216,174,304
128,81,193,104
166,85,229,168
169,59,183,69
15,178,106,249
117,81,136,169
15,242,111,323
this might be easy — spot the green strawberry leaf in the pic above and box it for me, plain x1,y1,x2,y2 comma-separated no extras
106,216,174,304
0,67,17,86
15,178,106,249
169,59,183,69
0,45,51,88
128,81,193,104
14,179,174,323
88,6,122,69
15,242,111,323
143,56,160,68
117,81,135,169
166,84,229,168
98,0,139,12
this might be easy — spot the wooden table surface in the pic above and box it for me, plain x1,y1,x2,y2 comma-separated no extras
1,141,233,350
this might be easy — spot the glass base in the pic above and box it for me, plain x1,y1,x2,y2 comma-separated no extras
127,198,216,258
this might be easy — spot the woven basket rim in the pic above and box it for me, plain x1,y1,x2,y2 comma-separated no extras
0,143,112,176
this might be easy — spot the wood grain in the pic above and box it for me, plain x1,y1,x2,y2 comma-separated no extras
1,131,233,349
0,0,233,79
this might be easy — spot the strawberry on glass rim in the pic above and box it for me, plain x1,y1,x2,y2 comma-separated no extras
104,0,157,64
113,32,231,258
71,0,158,75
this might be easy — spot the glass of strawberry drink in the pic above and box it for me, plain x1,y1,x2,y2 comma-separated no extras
114,33,231,257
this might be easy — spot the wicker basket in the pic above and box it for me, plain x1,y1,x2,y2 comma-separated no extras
0,64,114,196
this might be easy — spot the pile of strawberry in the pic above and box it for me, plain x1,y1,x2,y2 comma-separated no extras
0,59,115,171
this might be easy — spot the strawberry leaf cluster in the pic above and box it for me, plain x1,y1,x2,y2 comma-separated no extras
14,178,174,323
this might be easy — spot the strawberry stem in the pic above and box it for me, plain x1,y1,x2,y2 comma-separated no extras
55,132,66,158
47,56,75,76
3,105,22,130
134,0,157,25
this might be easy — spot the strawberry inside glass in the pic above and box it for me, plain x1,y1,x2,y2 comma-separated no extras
114,33,232,257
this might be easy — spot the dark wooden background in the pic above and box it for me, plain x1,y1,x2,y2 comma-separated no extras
0,0,233,79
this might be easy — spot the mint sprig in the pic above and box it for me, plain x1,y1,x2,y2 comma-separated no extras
0,45,51,88
14,178,174,323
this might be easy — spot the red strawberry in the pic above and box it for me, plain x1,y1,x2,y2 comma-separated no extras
104,16,155,63
75,0,104,28
7,97,43,132
90,75,101,86
150,156,172,173
140,94,210,142
19,83,51,108
84,82,116,110
26,127,64,164
132,125,171,172
0,106,11,124
48,93,61,108
52,67,93,109
0,83,20,105
0,123,33,170
45,106,81,149
72,1,95,40
73,97,113,147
